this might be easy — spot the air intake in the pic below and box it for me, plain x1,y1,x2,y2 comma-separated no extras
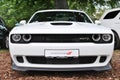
51,23,72,25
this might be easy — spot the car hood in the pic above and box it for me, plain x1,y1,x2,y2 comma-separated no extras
10,21,113,34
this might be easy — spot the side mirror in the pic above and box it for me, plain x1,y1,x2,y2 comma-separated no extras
95,20,101,25
19,20,26,25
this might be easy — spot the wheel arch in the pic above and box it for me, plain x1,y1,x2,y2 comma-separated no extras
111,29,120,50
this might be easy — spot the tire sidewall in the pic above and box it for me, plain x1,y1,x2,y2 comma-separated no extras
114,33,120,50
1,35,9,49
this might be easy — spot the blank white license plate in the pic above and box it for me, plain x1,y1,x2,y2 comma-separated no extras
45,49,79,58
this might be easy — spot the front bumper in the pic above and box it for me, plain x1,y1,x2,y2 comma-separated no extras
12,62,112,71
9,43,114,71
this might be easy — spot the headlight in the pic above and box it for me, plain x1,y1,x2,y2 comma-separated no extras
102,34,111,42
22,34,32,42
92,34,101,42
12,34,21,42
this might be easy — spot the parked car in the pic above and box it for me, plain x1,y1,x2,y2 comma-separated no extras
9,9,114,71
95,8,120,49
0,17,9,49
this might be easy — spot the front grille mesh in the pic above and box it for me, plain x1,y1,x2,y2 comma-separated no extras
26,56,97,64
31,34,92,43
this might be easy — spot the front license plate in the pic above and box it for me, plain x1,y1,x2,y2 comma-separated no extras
45,49,79,58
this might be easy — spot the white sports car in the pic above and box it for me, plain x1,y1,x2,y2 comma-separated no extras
9,9,114,71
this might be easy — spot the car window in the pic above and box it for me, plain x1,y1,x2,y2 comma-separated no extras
29,11,92,23
103,10,120,19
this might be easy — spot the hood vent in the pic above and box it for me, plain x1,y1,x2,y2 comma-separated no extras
51,23,72,25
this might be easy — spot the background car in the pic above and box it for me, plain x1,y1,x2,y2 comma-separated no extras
0,17,9,49
95,8,120,49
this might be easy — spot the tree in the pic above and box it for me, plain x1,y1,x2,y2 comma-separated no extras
55,0,68,9
0,0,119,28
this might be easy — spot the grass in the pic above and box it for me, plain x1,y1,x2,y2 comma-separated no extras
0,49,9,53
114,50,120,54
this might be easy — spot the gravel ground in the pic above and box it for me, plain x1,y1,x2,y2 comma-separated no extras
0,50,120,80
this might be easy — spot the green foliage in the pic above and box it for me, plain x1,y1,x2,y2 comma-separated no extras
0,0,119,28
0,0,54,28
68,0,119,19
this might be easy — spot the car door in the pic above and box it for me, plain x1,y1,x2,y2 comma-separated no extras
112,12,120,36
115,12,120,28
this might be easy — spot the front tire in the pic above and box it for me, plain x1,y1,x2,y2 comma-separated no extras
5,36,9,49
1,36,9,49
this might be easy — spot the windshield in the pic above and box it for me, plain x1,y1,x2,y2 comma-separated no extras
29,11,92,23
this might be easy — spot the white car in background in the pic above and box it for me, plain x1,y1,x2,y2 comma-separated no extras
96,8,120,49
9,9,114,71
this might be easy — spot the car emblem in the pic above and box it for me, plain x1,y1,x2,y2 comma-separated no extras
67,51,72,55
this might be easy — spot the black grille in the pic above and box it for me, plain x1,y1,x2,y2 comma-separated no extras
26,56,97,64
16,56,24,63
100,56,107,63
31,34,92,43
11,34,113,43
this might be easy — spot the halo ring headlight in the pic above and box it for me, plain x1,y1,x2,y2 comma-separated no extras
102,34,111,42
22,34,32,42
12,34,21,42
92,34,101,42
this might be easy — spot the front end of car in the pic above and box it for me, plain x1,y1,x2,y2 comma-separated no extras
9,24,114,71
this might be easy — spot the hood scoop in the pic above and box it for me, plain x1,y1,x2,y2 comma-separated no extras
51,22,73,25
